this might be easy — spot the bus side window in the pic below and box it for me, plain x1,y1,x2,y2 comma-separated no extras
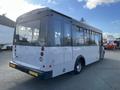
95,33,100,46
73,26,79,46
73,26,84,46
89,31,96,45
63,22,71,46
84,29,90,45
53,20,62,46
40,19,47,46
79,27,84,45
99,34,102,46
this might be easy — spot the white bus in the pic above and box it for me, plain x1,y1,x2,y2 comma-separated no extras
9,8,105,79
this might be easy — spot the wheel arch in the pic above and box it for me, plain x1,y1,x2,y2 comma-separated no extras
75,55,86,67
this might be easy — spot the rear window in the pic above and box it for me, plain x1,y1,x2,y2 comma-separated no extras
14,20,42,46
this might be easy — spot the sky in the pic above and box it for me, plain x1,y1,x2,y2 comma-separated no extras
0,0,120,37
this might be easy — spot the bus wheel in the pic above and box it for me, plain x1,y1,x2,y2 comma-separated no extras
74,60,82,74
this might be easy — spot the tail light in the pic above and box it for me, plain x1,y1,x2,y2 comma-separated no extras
14,45,17,57
40,46,45,62
14,45,16,49
39,57,43,62
40,46,45,56
41,46,44,51
14,45,16,52
40,52,44,56
14,47,16,52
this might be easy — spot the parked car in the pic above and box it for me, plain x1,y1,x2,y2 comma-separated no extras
104,41,117,49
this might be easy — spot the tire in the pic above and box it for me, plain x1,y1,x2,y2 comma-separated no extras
74,60,82,74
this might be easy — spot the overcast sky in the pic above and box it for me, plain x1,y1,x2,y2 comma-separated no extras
0,0,120,35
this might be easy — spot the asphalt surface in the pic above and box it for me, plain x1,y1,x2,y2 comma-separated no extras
0,50,120,90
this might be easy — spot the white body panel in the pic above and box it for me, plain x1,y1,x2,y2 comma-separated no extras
13,46,41,69
13,45,100,77
0,24,14,48
73,46,100,65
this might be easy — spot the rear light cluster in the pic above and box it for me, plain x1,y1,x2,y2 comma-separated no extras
40,46,44,56
39,46,45,62
41,46,44,51
14,45,16,56
40,46,45,67
40,46,52,68
40,52,44,56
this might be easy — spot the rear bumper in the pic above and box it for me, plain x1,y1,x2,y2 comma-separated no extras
9,61,52,79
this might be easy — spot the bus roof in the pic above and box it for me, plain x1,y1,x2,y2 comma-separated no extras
17,7,102,33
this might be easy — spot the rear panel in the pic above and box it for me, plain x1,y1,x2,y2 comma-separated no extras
13,45,41,69
12,9,52,72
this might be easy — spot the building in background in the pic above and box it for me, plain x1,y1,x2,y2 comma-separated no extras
0,15,15,50
103,34,115,43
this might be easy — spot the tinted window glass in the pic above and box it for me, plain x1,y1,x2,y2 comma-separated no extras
99,34,102,45
53,20,62,46
79,28,84,45
73,26,84,46
95,33,100,45
15,20,40,46
40,19,48,46
63,23,71,46
84,30,90,45
47,22,54,46
89,31,96,45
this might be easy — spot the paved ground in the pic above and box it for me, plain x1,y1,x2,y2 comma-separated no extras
0,50,120,90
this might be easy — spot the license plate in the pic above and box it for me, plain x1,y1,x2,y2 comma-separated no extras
29,71,38,77
9,63,16,68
